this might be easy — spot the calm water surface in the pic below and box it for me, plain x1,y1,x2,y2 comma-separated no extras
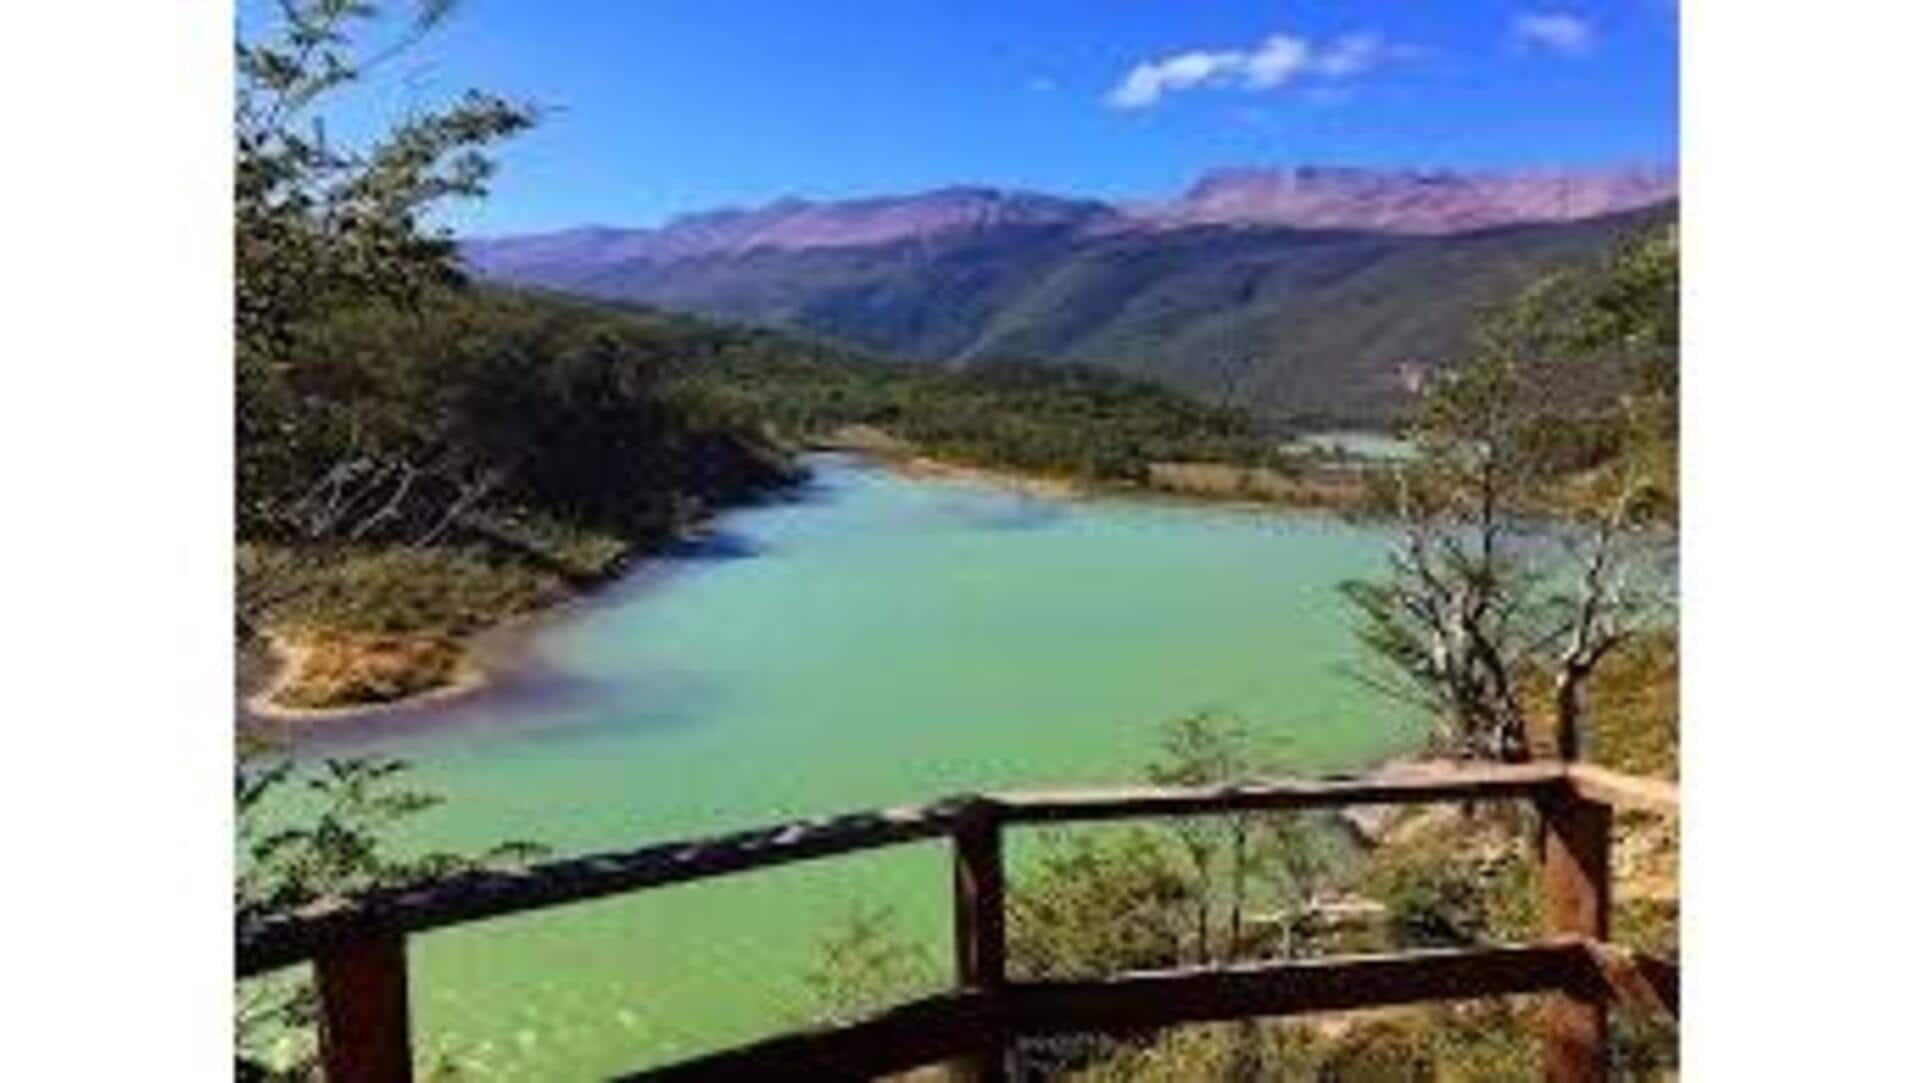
274,455,1420,1078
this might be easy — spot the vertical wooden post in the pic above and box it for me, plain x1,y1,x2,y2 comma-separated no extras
1539,785,1611,1083
950,800,1008,1083
316,931,414,1083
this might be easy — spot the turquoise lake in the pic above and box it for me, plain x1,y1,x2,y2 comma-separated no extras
269,454,1423,1078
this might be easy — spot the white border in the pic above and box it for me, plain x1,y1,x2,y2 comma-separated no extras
7,1,1920,1075
1686,0,1920,1076
4,2,232,1077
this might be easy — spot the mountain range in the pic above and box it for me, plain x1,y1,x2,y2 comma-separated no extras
464,166,1676,421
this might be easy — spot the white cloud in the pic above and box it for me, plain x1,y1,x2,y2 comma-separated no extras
1105,49,1246,108
1242,34,1313,89
1512,12,1595,55
1104,29,1406,109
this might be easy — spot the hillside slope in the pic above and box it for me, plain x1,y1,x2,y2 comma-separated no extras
464,168,1674,422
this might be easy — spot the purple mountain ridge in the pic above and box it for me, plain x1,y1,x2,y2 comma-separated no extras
1128,165,1678,234
463,165,1675,275
465,188,1112,275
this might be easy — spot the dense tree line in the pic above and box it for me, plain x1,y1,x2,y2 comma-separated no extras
242,289,796,551
665,323,1285,481
243,279,1281,578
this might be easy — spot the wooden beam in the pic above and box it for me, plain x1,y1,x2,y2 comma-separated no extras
1002,942,1589,1035
315,932,413,1083
948,801,1009,1083
1539,789,1612,1083
612,991,991,1083
240,801,962,977
992,763,1566,825
616,944,1592,1081
1565,764,1679,816
1582,941,1679,1019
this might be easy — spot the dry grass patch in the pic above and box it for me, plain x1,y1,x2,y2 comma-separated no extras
1145,461,1369,510
269,628,470,710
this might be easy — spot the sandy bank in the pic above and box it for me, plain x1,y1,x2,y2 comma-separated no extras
243,628,488,722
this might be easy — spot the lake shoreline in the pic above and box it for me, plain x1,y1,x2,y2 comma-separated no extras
236,455,1058,725
241,443,1395,726
812,434,1389,517
237,486,798,725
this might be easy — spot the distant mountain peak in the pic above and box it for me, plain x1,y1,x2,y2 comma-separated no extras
1145,164,1676,234
462,175,1672,424
467,185,1110,268
463,164,1676,278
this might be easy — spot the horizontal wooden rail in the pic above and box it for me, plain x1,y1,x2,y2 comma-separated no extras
1582,941,1681,1019
991,762,1566,824
239,763,1570,977
1565,763,1680,816
614,939,1661,1082
612,990,993,1083
1003,941,1589,1035
240,800,964,977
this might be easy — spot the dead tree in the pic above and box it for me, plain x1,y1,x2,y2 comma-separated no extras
1342,275,1669,765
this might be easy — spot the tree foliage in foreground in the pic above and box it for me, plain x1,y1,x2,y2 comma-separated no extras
235,756,544,1079
236,0,530,625
232,3,796,641
235,0,533,369
232,7,557,1079
797,705,1676,1080
1341,226,1678,763
801,714,1347,1079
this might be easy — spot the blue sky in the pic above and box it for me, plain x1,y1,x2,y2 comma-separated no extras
295,1,1677,235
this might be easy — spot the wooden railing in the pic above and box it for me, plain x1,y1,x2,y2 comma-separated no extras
237,761,1679,1082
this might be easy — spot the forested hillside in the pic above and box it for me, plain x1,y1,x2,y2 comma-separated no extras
641,304,1280,478
470,202,1672,423
239,283,1292,710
